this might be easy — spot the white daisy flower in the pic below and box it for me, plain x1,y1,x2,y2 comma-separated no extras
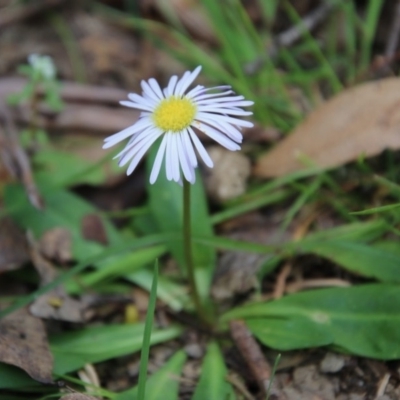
103,66,254,184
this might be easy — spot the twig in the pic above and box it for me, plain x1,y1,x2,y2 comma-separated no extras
225,372,255,400
375,372,390,398
0,104,44,209
272,262,292,299
245,0,338,74
385,0,400,60
285,278,351,294
229,320,283,398
0,77,128,105
0,0,65,30
77,363,101,398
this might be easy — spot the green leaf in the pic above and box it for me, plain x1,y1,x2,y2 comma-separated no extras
194,220,387,256
146,144,216,303
114,350,187,400
67,245,167,292
0,363,39,389
0,233,167,319
4,182,121,260
51,323,183,374
223,284,400,359
299,220,387,243
192,342,234,400
193,234,278,254
300,240,400,282
351,203,400,215
127,268,190,312
246,318,332,350
33,149,106,186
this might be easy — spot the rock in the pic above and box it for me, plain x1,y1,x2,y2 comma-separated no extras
204,146,251,203
320,352,347,373
184,343,204,359
292,365,336,400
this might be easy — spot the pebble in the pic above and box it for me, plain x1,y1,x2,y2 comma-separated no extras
204,146,251,203
320,352,347,373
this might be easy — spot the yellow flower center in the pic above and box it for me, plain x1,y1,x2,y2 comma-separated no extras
153,96,196,132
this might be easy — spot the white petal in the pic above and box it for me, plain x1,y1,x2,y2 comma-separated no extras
196,112,254,128
166,75,178,97
118,128,160,167
114,126,156,159
103,118,153,148
173,71,190,97
148,78,165,100
150,134,168,184
189,85,231,99
165,133,173,180
195,115,242,142
194,122,240,151
228,100,254,107
127,93,157,108
175,66,202,97
126,130,163,175
176,133,194,183
182,129,198,167
120,100,154,112
170,134,180,182
141,80,161,102
191,90,234,102
207,100,254,108
197,106,252,116
185,84,205,99
188,126,213,168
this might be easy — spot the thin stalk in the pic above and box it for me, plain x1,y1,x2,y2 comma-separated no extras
28,83,40,147
183,179,210,326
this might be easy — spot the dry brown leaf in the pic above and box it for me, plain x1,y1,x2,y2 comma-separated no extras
81,213,108,246
255,78,400,178
29,234,88,322
0,217,29,272
39,227,73,264
0,308,53,384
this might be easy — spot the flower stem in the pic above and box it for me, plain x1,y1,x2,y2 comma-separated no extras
183,178,210,327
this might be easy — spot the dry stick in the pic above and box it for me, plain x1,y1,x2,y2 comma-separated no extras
375,372,391,399
0,0,65,30
0,105,44,209
371,0,400,76
272,262,292,299
225,372,255,400
77,363,101,397
385,0,400,60
245,0,337,74
285,278,351,294
272,210,317,299
0,78,128,105
229,320,282,398
373,0,400,75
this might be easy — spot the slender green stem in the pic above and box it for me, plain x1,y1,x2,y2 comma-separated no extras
138,260,158,400
183,179,209,326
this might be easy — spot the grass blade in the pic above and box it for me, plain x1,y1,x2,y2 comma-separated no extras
137,260,159,400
